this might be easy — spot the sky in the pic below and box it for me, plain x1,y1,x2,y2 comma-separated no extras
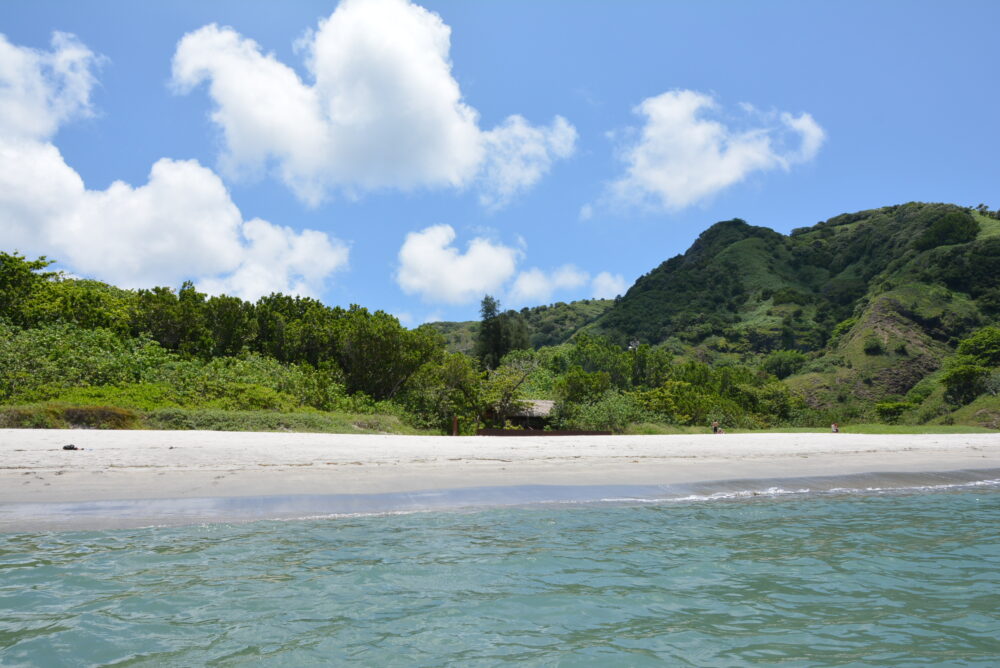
1,0,997,325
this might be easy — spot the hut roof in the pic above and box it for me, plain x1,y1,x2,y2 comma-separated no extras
513,399,555,418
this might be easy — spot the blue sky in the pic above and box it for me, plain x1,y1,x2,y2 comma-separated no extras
1,0,997,324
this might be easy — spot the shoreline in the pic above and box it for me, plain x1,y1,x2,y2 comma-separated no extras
2,429,998,504
3,468,999,533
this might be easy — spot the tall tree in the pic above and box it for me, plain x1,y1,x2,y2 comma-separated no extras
0,252,56,327
475,295,529,370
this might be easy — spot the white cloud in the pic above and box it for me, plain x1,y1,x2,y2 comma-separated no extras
171,0,575,207
196,219,349,300
396,225,627,307
0,33,348,300
0,32,101,141
591,271,627,299
479,114,577,209
607,90,825,211
509,265,588,305
396,224,518,304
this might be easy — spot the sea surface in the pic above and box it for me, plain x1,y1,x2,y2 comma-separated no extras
2,473,999,666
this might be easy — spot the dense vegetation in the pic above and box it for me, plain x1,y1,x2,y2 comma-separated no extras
2,201,998,433
429,298,613,354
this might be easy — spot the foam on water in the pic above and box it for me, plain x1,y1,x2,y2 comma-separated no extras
2,467,999,532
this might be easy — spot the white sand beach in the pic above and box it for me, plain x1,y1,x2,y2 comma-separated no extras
1,429,998,504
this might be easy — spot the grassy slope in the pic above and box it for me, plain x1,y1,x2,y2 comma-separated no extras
584,203,997,429
429,298,614,354
428,320,479,356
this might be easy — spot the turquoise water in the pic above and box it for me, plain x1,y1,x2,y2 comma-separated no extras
2,484,999,666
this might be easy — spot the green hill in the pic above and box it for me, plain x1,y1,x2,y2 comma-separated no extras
429,202,1000,426
585,202,999,421
429,298,613,354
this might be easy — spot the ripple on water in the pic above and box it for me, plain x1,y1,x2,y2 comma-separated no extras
1,488,999,666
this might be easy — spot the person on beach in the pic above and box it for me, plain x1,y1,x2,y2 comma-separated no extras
711,420,721,434
831,423,839,433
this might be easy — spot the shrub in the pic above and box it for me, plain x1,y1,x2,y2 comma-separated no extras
914,212,979,251
143,408,420,434
553,392,647,432
940,360,990,404
863,335,884,355
830,317,858,344
0,403,140,429
956,326,1000,366
874,401,913,424
762,350,807,379
61,405,141,429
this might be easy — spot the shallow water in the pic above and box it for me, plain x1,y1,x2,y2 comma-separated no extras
2,482,999,666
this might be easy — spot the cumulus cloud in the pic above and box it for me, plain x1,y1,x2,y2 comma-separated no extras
607,90,825,211
479,115,577,209
591,271,627,299
395,225,628,306
0,33,347,299
396,224,519,304
0,32,101,140
172,0,575,207
508,265,588,305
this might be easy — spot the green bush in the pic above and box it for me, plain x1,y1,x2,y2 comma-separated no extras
863,335,884,355
762,350,807,379
829,317,858,344
914,211,979,251
0,403,141,429
940,360,990,404
0,324,173,401
874,401,914,424
144,408,423,434
956,326,1000,366
553,391,647,432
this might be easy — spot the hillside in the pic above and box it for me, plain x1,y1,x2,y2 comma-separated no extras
586,202,1000,420
429,298,613,354
426,202,1000,426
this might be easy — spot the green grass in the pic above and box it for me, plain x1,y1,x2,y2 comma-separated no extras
622,422,995,435
0,403,437,434
973,211,1000,239
145,408,433,434
622,423,712,435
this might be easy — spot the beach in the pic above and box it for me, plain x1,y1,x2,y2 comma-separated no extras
3,429,1000,665
2,429,998,504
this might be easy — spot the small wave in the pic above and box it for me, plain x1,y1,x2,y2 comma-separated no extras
826,478,1000,495
598,487,813,505
594,478,1000,509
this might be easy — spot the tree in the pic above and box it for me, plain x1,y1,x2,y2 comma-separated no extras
940,357,990,404
762,350,807,379
554,365,612,404
481,354,537,426
957,326,1000,366
206,295,257,357
914,211,979,251
475,295,529,369
875,401,913,424
0,252,56,326
335,307,442,399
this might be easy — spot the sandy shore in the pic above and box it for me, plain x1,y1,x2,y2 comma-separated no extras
1,429,998,504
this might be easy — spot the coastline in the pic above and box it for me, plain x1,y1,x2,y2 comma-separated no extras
2,428,998,504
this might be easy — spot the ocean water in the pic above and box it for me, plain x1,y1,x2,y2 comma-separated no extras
2,476,999,666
